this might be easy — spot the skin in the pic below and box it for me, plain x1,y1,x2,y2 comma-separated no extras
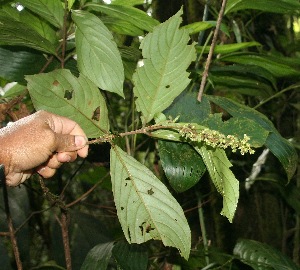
0,110,89,186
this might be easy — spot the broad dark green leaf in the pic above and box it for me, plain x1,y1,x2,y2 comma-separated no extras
133,9,196,124
0,5,58,45
225,0,300,14
234,239,299,270
208,74,274,98
18,0,64,28
206,95,298,180
101,16,144,36
72,10,124,97
196,42,260,54
219,53,300,78
0,15,57,54
158,141,206,193
110,145,191,259
26,69,110,138
210,64,277,90
80,242,114,270
0,47,47,83
112,241,148,270
85,3,159,32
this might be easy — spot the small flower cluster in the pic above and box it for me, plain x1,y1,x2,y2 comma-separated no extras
179,124,255,155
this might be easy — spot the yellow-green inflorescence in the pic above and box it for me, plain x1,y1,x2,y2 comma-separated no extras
179,124,255,155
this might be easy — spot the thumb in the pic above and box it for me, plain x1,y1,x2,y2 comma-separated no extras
54,134,87,152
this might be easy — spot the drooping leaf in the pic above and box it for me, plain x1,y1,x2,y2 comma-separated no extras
110,145,191,259
133,9,196,124
194,145,239,222
72,10,124,97
206,95,298,180
0,14,57,54
158,141,206,193
26,69,109,138
85,3,159,32
234,239,299,270
225,0,300,14
219,53,300,78
196,42,261,54
18,0,64,28
80,242,114,270
112,241,148,270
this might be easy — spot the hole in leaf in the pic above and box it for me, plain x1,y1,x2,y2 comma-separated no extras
92,106,100,121
147,188,154,195
128,228,131,242
64,90,73,100
121,207,124,210
165,85,170,88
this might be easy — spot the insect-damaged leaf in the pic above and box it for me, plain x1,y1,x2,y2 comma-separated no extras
110,145,191,259
26,69,109,138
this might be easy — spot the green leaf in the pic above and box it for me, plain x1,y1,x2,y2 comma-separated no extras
158,141,206,193
72,10,124,97
234,239,299,270
101,16,144,36
112,241,148,270
1,5,58,45
2,83,26,98
111,0,144,6
80,242,114,270
182,21,230,36
0,47,47,84
133,9,196,124
18,0,64,28
194,145,239,222
196,42,261,54
26,69,110,138
0,14,57,54
219,53,300,78
110,145,191,259
85,3,159,32
206,95,298,180
225,0,300,14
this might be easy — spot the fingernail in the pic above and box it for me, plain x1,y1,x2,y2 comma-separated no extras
75,135,87,147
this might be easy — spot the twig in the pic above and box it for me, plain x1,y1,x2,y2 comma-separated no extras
1,165,23,270
61,210,72,270
197,0,228,101
66,172,109,208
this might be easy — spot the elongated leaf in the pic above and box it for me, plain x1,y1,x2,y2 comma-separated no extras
18,0,64,28
206,95,298,180
196,42,261,54
219,53,300,78
182,21,229,36
225,0,300,14
195,145,239,222
0,15,56,54
85,3,159,32
158,141,206,193
72,10,124,97
80,242,114,270
133,9,196,124
1,5,58,45
234,239,299,270
112,241,148,270
110,145,191,259
26,69,109,138
112,0,144,6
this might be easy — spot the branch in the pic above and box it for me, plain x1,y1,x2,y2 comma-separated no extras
197,0,228,101
1,165,23,270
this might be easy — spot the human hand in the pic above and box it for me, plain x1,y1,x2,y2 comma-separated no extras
0,110,89,186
